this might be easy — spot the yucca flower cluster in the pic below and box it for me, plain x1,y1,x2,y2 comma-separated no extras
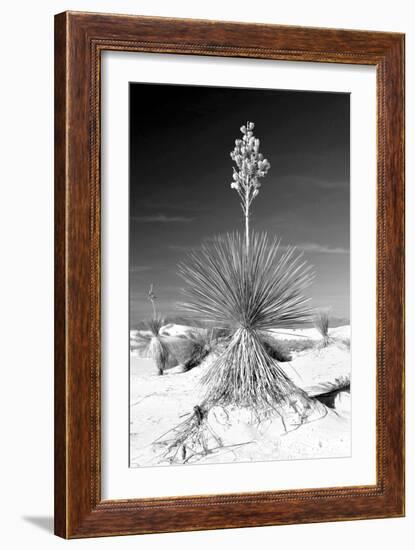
230,121,271,250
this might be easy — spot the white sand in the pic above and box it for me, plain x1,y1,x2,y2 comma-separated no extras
130,325,351,467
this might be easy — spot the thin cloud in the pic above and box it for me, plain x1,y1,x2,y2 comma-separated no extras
169,236,224,253
130,265,152,273
140,200,208,213
132,214,194,223
314,179,348,190
279,174,348,190
294,243,349,254
169,244,200,252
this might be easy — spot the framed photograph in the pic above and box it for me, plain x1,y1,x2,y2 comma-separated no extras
54,11,405,538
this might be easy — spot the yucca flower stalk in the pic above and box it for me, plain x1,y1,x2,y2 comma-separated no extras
230,121,270,252
179,231,314,408
148,284,157,318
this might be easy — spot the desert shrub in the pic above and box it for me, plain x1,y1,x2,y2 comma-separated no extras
280,337,316,354
260,334,292,362
316,376,350,395
172,329,218,371
309,376,350,408
314,309,332,347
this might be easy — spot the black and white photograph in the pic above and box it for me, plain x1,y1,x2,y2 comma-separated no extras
0,0,409,545
129,82,351,467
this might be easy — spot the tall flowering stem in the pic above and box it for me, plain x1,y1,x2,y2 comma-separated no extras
230,121,270,252
148,284,157,319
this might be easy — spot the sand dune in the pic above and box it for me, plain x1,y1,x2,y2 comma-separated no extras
130,324,351,467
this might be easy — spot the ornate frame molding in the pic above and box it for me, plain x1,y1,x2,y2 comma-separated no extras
55,11,405,538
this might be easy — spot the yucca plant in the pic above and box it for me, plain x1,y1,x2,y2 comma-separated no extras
314,309,332,348
134,318,171,375
132,285,180,375
178,231,314,408
178,122,314,409
157,123,316,462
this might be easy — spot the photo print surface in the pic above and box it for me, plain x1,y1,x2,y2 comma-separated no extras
129,82,350,468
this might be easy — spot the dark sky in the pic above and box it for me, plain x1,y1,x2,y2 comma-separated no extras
129,83,350,326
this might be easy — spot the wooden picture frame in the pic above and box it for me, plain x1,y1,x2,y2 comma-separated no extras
54,11,405,538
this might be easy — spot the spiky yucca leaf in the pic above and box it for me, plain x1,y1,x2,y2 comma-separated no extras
179,231,314,332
